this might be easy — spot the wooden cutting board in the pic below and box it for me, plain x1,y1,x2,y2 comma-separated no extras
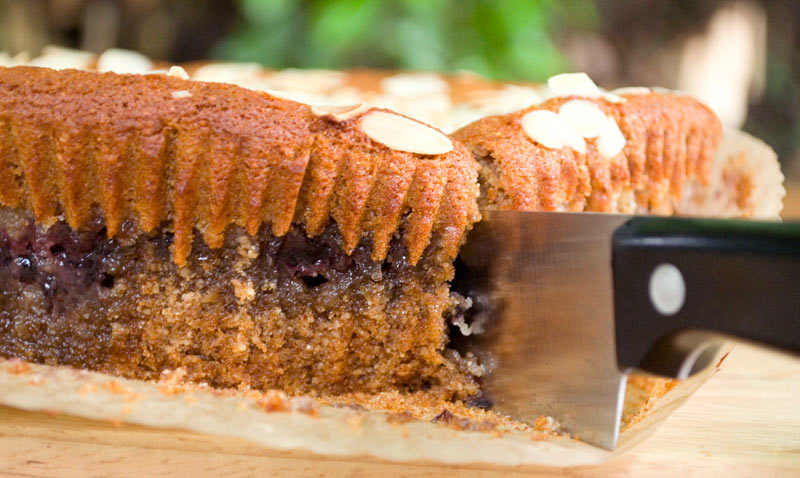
1,344,799,477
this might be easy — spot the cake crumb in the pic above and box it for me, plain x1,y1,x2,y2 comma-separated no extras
386,411,415,425
236,235,260,261
291,396,320,417
5,359,31,375
533,415,550,431
256,390,291,413
158,367,189,396
232,278,256,303
104,380,131,395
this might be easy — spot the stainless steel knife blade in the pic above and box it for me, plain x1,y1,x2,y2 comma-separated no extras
456,210,800,450
456,210,631,449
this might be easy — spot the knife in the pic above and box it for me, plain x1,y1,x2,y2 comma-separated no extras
455,211,800,450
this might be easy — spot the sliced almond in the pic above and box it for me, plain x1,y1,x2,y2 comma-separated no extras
597,117,627,158
464,85,541,111
265,69,345,94
97,48,153,74
611,86,651,96
192,62,262,83
558,100,609,138
547,72,601,97
381,73,450,96
28,45,94,70
521,110,586,155
12,51,31,65
312,103,370,122
168,65,190,80
650,86,674,95
171,90,192,99
0,52,13,67
360,111,453,155
602,92,626,103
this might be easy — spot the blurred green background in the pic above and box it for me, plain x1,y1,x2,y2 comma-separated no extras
213,0,589,80
1,0,799,179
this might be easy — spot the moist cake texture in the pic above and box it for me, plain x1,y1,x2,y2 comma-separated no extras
0,207,477,398
0,65,481,400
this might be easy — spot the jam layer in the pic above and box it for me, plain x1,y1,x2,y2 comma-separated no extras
0,207,478,399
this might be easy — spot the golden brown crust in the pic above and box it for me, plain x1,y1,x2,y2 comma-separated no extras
0,66,479,265
453,93,722,214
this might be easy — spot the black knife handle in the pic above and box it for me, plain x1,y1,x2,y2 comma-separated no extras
612,216,800,378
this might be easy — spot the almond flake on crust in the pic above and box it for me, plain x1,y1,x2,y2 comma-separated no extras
13,52,31,65
97,49,153,74
601,92,626,103
521,109,586,154
558,100,609,138
596,117,627,158
171,90,192,99
264,69,345,94
0,52,14,67
547,72,601,98
191,62,263,83
168,66,190,80
28,45,94,71
651,86,677,95
612,86,651,96
381,73,450,96
360,110,453,155
311,103,370,122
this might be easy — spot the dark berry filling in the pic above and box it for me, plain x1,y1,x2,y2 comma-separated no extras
0,217,375,313
0,219,120,315
276,228,354,286
0,207,478,399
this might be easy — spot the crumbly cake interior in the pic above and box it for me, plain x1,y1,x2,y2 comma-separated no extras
0,206,478,399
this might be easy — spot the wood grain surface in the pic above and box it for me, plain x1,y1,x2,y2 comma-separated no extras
1,343,799,477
